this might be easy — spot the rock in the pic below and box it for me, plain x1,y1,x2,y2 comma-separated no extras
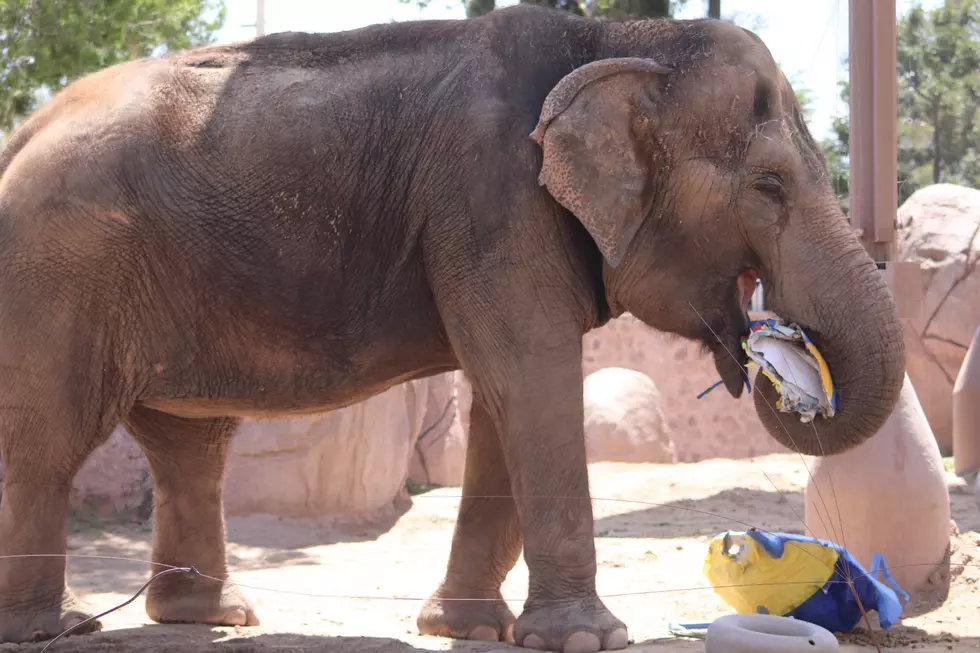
584,367,675,463
975,473,980,515
952,327,980,476
70,426,153,521
454,370,473,435
897,183,980,455
804,373,951,595
223,377,430,518
582,314,788,462
408,373,467,487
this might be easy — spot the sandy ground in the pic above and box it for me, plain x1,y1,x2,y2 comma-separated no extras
5,453,979,653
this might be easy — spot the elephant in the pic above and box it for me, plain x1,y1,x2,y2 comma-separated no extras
0,4,905,651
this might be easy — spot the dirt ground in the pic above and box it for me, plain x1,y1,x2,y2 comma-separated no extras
6,454,979,653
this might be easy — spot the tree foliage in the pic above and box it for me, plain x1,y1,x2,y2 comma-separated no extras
0,0,226,133
823,0,980,209
896,0,980,199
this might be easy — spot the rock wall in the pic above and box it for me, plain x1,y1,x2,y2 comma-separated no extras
897,183,980,455
581,313,787,462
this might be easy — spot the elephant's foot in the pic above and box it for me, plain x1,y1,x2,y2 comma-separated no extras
146,580,259,627
514,597,628,653
0,589,101,643
417,584,516,642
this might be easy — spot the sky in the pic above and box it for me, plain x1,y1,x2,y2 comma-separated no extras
214,0,944,143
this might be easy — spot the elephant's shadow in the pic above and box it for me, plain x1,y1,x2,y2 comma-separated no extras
592,487,809,539
222,496,414,553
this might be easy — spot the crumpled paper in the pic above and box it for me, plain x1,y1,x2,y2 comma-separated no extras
742,319,837,423
697,318,837,424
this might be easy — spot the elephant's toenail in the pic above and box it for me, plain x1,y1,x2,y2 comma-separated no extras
468,625,499,641
523,633,549,650
604,628,629,650
224,608,248,626
563,631,601,653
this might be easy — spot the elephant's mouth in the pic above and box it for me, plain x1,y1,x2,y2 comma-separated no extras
706,269,758,399
737,269,758,313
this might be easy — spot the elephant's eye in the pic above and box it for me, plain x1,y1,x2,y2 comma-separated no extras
752,173,785,201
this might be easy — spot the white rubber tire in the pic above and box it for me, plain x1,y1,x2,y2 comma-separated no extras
705,614,839,653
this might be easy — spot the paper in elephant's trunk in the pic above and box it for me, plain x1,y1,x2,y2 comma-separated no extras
698,318,837,424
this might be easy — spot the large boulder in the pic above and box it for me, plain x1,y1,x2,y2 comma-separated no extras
582,314,787,462
407,372,467,487
70,427,153,521
897,183,980,454
223,376,432,517
583,367,675,463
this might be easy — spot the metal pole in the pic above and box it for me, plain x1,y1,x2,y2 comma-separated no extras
848,0,897,263
872,0,897,258
256,0,265,36
851,0,921,320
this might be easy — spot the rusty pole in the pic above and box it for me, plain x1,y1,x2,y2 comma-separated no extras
849,0,897,263
849,0,921,319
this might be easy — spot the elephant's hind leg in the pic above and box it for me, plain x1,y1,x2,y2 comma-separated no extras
0,370,121,642
417,399,521,642
122,405,258,627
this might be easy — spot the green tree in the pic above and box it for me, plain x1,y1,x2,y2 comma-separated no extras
821,83,851,215
0,0,226,133
823,0,980,208
896,0,980,199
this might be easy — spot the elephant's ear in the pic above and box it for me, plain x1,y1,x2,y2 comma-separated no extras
530,58,670,268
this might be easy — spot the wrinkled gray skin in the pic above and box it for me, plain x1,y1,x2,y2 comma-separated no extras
0,5,904,652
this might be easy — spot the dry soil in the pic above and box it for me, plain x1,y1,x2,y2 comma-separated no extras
6,454,980,653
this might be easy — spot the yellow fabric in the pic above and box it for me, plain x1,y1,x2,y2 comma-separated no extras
754,362,787,410
703,532,838,617
804,339,835,407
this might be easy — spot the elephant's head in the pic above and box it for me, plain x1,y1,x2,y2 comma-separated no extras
530,20,905,457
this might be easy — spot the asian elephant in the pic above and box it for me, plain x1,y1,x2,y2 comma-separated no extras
0,4,904,651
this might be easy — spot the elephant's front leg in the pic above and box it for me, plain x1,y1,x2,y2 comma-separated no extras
496,349,627,653
123,406,258,627
418,398,522,642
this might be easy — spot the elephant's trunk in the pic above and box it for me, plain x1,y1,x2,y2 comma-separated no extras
753,203,905,457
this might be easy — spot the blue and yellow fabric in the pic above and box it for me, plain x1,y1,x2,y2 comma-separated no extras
702,529,910,632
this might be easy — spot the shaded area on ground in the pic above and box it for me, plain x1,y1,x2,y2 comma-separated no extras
594,487,808,539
